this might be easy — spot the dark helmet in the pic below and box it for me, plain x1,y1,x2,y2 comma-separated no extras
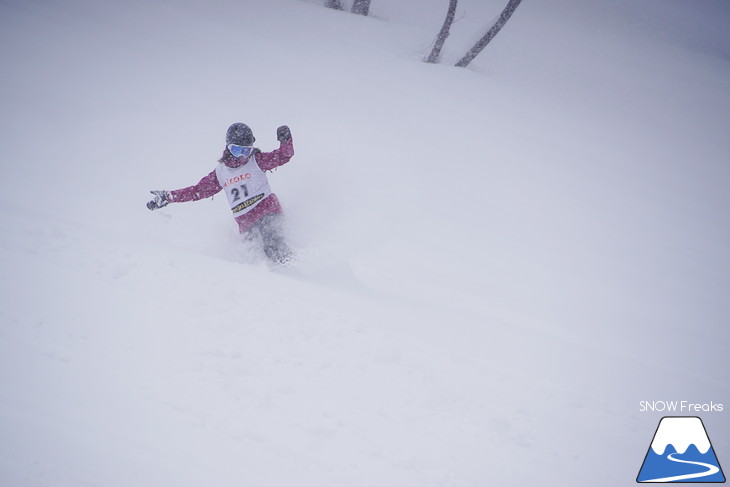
226,122,255,146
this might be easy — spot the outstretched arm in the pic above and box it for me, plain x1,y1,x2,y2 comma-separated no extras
169,170,222,203
147,170,222,211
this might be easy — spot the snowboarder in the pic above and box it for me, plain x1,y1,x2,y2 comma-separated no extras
147,122,295,265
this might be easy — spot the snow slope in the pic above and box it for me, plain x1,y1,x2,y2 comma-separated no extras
1,0,729,485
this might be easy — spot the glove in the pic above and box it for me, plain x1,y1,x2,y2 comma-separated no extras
146,190,170,210
276,125,291,142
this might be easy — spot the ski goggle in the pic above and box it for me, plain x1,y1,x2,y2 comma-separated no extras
228,144,254,158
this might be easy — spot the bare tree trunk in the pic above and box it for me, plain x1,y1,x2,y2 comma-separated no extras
324,0,343,10
352,0,371,16
455,0,523,68
426,0,458,64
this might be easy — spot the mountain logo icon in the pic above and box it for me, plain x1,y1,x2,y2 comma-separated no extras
637,416,726,483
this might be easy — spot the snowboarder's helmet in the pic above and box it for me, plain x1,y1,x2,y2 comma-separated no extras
226,123,255,146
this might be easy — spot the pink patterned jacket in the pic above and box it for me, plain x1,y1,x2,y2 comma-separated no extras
169,138,294,233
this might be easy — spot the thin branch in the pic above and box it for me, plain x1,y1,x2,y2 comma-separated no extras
455,0,523,68
426,0,459,64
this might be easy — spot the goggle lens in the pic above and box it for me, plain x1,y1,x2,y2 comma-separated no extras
228,144,254,158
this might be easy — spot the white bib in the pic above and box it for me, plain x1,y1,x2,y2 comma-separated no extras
215,154,272,217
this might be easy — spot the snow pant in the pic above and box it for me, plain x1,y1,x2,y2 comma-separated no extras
243,213,293,265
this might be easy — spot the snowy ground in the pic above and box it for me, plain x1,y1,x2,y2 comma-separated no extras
1,0,729,485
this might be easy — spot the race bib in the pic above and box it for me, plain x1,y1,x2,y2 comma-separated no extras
215,154,272,217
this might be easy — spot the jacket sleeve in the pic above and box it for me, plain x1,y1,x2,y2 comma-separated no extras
169,170,222,203
256,137,294,172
